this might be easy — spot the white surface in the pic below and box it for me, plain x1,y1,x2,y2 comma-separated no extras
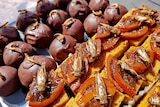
0,0,159,107
0,0,37,25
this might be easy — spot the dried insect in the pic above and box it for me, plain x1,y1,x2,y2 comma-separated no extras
148,96,160,106
136,46,151,64
155,36,160,43
100,23,121,36
36,63,47,92
136,46,154,71
134,15,152,24
118,60,145,80
127,75,160,107
138,5,157,16
95,73,108,105
86,39,97,58
152,34,160,44
72,52,84,78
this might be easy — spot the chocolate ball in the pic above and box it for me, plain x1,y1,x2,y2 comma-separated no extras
18,55,57,88
25,22,53,49
0,22,21,48
53,0,71,10
36,0,55,22
66,0,90,21
16,9,39,32
83,11,108,37
62,18,84,42
89,0,109,12
3,41,36,68
104,3,128,25
46,9,68,32
0,66,20,96
49,33,77,63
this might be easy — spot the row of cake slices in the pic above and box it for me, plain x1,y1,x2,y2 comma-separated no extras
24,5,160,107
64,7,160,106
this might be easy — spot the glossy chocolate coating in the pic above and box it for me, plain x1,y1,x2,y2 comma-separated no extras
0,23,21,48
104,3,128,25
16,9,39,32
62,18,84,42
36,0,55,22
18,55,57,88
49,34,77,63
25,22,53,49
3,41,36,68
46,9,68,32
53,0,71,10
0,48,4,66
89,0,109,12
83,12,108,37
0,66,20,96
67,0,90,21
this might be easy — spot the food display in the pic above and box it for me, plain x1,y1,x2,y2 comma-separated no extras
0,0,160,107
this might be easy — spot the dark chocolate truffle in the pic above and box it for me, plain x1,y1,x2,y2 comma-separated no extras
66,0,90,21
0,22,21,48
18,54,57,88
36,0,55,22
89,0,109,12
83,11,108,37
62,18,84,42
3,41,36,68
104,3,128,25
0,66,20,96
16,9,39,32
53,0,71,10
49,33,77,63
46,9,68,32
24,22,53,48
